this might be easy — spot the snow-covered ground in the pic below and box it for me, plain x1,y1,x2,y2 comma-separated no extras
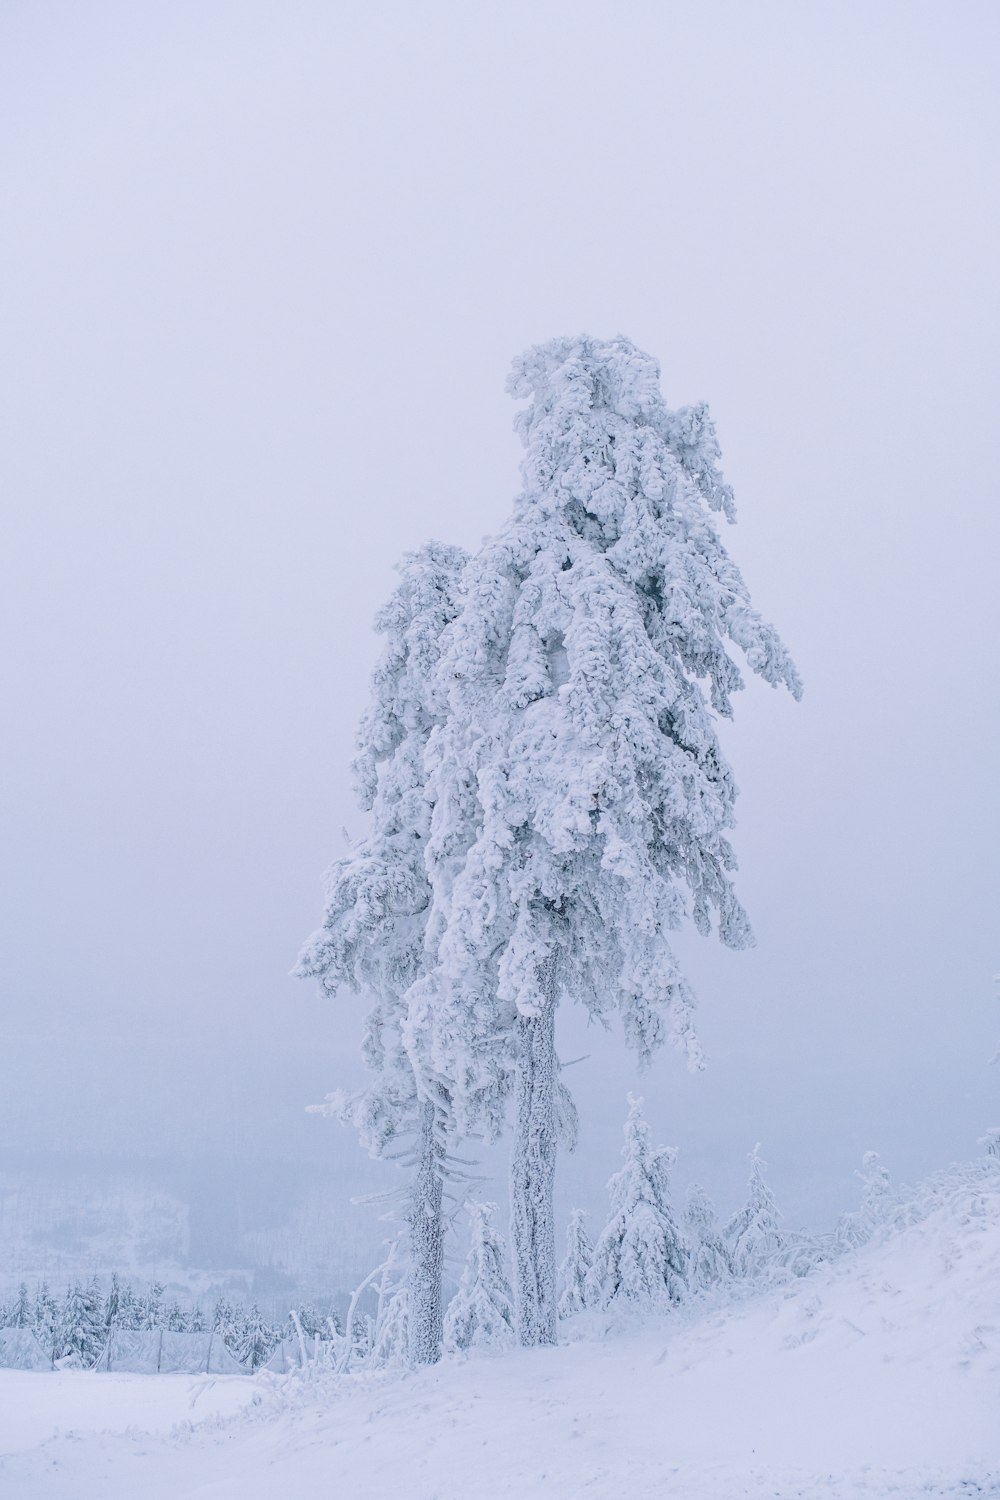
3,1163,998,1499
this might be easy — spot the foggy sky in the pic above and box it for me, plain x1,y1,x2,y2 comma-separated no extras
1,0,998,1236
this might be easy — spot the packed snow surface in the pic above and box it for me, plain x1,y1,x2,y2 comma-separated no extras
3,1164,998,1499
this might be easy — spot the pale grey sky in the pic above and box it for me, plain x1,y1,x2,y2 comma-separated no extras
1,1,997,1237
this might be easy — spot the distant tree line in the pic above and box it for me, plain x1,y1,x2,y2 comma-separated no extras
0,1275,343,1372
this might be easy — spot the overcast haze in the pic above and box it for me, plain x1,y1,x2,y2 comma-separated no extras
1,0,998,1265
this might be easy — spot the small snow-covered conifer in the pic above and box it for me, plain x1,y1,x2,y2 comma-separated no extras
141,1280,164,1330
444,1201,516,1352
33,1282,57,1346
56,1281,104,1367
684,1183,732,1292
409,336,800,1344
213,1296,238,1352
586,1096,687,1310
116,1280,138,1329
726,1144,786,1280
296,542,468,1365
166,1300,188,1332
189,1304,207,1334
557,1208,594,1318
236,1304,274,1371
8,1284,31,1329
103,1272,122,1328
836,1150,893,1252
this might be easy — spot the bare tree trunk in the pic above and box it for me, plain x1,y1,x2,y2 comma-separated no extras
510,953,558,1346
407,1098,445,1365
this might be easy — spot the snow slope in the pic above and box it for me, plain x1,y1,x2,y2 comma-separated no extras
2,1161,998,1499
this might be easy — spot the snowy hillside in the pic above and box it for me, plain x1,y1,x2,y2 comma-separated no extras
2,1157,997,1499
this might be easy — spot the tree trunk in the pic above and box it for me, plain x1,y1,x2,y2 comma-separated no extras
407,1098,445,1365
510,953,558,1346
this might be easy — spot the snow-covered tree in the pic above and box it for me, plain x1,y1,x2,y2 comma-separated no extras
348,1308,374,1363
33,1282,57,1348
7,1283,31,1330
684,1183,732,1292
55,1281,105,1367
236,1304,274,1372
296,541,468,1365
409,335,801,1343
189,1304,207,1334
116,1280,139,1330
586,1095,687,1311
141,1280,164,1330
836,1150,893,1252
443,1201,516,1352
166,1300,188,1332
726,1144,786,1280
557,1208,594,1317
102,1272,122,1329
213,1296,237,1352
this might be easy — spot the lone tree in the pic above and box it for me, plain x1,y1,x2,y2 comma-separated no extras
410,335,801,1343
296,541,468,1366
